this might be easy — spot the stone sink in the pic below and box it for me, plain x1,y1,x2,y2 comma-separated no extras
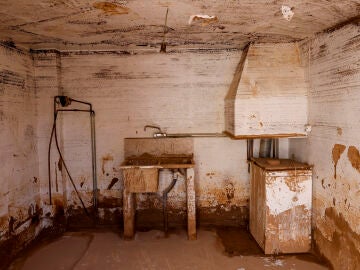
120,153,194,193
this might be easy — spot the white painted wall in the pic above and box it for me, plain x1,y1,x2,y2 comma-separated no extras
58,50,249,212
0,44,39,242
289,24,360,269
31,49,290,223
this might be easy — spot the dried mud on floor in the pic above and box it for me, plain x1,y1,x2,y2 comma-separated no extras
8,228,329,270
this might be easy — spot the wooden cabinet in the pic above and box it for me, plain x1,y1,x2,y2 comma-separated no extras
250,158,312,254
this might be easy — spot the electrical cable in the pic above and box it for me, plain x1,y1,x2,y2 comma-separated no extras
48,121,55,205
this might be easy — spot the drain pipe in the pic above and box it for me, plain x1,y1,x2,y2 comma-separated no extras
247,139,254,173
259,138,272,158
163,170,178,234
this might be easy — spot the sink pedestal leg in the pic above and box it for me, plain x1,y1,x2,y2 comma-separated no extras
186,168,196,240
123,189,135,240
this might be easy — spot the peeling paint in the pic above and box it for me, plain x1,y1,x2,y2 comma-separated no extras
188,15,218,26
281,5,294,21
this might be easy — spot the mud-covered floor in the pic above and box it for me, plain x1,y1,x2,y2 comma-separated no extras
8,228,329,270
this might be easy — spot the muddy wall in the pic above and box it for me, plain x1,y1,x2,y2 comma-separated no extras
0,44,41,266
289,23,360,269
34,49,290,227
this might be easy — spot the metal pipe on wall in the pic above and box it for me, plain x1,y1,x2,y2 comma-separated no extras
48,96,98,218
259,138,272,158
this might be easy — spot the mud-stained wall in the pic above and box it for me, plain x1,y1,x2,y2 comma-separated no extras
61,50,249,226
0,44,40,267
289,23,360,269
32,49,289,227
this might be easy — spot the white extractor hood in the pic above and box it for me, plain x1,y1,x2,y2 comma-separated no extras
224,43,309,139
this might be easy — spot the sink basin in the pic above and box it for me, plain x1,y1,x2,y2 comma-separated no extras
121,153,194,168
120,153,194,193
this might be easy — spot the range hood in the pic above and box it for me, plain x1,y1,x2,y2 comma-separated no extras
224,43,309,139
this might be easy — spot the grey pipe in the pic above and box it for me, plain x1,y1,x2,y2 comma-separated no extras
90,111,98,211
163,172,178,235
259,139,272,158
166,133,226,138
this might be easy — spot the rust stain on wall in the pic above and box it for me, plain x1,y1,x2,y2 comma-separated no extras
347,146,360,173
101,154,114,174
93,2,129,15
332,144,346,179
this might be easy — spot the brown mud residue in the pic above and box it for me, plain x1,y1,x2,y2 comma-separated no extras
0,215,8,233
101,154,114,174
136,208,186,231
198,205,248,227
337,127,342,136
332,144,346,179
347,146,360,173
313,207,360,270
285,176,304,192
93,2,129,15
97,195,122,208
0,220,65,270
266,205,311,254
216,227,262,256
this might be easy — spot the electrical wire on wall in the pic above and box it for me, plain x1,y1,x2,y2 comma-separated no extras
48,96,98,218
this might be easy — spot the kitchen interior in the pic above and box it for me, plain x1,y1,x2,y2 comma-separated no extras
0,1,359,269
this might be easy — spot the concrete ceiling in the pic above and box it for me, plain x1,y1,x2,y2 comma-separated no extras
0,0,359,51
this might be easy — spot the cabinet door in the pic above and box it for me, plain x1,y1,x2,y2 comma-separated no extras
264,170,312,254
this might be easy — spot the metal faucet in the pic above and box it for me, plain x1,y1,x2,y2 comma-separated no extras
144,125,167,138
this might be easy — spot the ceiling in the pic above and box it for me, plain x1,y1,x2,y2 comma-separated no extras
0,0,359,51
